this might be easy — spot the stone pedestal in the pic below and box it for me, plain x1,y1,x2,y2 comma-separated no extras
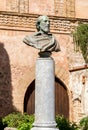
31,57,58,130
4,127,16,130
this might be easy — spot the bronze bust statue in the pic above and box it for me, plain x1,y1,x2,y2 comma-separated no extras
23,15,60,57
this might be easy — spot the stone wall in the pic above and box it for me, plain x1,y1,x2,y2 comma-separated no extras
0,0,75,17
0,0,88,19
70,69,88,122
75,0,88,19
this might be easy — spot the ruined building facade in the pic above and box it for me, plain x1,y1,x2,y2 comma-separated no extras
0,0,88,122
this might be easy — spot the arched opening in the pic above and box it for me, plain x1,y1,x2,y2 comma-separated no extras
24,77,69,118
24,80,35,114
55,77,69,118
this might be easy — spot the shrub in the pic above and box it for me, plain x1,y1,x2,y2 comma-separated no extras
80,116,88,130
3,113,80,130
73,23,88,63
56,115,79,130
2,112,34,130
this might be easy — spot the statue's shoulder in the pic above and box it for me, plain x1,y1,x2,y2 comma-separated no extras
23,32,37,41
27,32,42,40
23,32,41,45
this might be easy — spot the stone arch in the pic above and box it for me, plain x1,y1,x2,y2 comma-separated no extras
24,76,69,118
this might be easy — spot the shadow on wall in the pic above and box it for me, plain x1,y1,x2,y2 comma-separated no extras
0,43,17,117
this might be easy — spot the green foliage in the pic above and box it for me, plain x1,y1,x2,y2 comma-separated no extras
79,116,88,130
56,115,79,130
73,23,88,63
2,113,80,130
2,112,34,130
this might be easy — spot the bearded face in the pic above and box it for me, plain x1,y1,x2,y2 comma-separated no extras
39,16,50,34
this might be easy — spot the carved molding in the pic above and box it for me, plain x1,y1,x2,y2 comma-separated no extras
54,0,75,17
6,0,19,12
66,0,75,17
6,0,75,17
54,0,66,17
19,0,29,13
0,12,88,34
0,12,78,34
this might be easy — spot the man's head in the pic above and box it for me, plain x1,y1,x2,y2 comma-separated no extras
36,15,50,34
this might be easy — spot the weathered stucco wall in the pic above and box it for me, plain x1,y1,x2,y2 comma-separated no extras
0,0,88,19
0,0,75,17
75,0,88,19
70,69,88,122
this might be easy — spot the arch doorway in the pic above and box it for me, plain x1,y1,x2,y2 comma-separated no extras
24,77,69,118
